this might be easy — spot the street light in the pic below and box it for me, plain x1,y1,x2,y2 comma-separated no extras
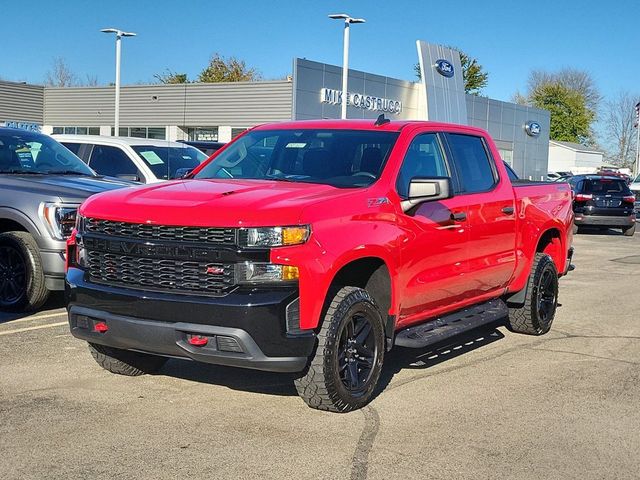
101,28,136,136
328,13,365,119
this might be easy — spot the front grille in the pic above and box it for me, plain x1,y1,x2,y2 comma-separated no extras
86,251,235,296
85,218,236,245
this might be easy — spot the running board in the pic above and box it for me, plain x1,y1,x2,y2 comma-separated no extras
394,299,509,348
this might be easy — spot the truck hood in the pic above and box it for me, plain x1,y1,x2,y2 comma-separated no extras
80,179,356,226
0,174,134,201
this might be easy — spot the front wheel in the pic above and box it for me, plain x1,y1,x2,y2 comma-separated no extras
88,343,167,376
507,253,558,335
294,287,385,413
0,231,49,312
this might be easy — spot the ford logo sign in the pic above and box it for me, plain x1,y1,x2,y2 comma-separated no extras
525,121,541,137
435,59,454,78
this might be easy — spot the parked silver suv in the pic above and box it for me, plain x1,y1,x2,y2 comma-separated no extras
0,128,132,311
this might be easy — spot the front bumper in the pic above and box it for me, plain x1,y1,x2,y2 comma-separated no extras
65,268,315,373
40,248,66,290
574,214,635,228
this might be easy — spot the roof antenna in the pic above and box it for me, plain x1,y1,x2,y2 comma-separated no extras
374,114,390,126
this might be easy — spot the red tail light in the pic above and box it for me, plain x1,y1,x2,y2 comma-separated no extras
623,195,636,203
574,193,593,202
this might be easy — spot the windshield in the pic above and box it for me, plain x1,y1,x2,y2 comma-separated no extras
131,145,207,180
0,130,95,175
193,129,400,187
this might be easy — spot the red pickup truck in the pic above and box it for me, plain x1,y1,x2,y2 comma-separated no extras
66,119,574,412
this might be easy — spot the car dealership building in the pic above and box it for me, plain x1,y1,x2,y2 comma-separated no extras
0,41,550,179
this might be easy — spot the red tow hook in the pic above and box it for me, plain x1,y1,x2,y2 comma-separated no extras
93,322,109,333
187,334,209,347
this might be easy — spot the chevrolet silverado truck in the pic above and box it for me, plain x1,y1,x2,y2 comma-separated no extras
0,127,132,312
66,119,574,412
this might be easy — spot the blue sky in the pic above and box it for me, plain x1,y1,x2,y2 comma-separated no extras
1,0,638,104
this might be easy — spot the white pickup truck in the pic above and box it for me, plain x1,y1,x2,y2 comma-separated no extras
54,135,207,183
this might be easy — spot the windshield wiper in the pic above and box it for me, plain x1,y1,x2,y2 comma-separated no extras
45,170,95,176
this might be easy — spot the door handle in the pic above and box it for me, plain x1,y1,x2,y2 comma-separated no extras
501,206,515,215
450,212,467,222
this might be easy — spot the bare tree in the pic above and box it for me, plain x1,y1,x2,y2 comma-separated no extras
45,57,77,87
602,91,639,168
84,74,99,87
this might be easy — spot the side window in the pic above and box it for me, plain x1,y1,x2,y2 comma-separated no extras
396,133,448,198
62,142,82,156
447,134,497,193
89,145,139,178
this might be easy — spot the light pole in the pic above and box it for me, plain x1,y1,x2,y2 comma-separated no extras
101,28,136,136
328,14,365,119
635,101,640,177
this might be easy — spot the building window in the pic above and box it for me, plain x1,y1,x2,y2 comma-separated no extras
187,127,218,141
52,126,100,135
110,127,166,140
231,128,248,139
498,148,513,166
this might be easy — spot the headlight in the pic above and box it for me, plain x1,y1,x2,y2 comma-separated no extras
40,203,79,240
235,262,299,284
238,226,310,248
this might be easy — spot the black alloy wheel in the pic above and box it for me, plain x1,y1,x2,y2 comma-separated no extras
0,245,27,307
336,311,378,395
535,267,557,328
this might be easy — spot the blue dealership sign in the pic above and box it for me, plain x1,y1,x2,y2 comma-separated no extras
2,120,41,132
434,59,454,78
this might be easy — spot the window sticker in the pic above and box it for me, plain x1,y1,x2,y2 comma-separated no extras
139,151,165,165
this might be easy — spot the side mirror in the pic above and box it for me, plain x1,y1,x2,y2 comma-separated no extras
116,174,141,183
402,177,453,212
175,167,194,179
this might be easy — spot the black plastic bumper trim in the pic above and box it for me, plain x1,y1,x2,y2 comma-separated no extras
68,306,310,373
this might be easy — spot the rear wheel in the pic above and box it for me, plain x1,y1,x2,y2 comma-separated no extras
294,287,385,412
88,343,167,376
507,253,558,335
623,224,636,236
0,231,49,312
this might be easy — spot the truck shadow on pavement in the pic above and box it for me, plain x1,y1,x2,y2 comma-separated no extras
157,322,506,399
0,292,66,324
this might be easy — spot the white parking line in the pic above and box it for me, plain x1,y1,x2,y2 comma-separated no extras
0,321,68,336
0,310,67,326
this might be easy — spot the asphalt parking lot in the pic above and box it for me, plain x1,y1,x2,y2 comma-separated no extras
1,231,639,480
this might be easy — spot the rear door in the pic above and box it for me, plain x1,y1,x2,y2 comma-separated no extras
444,133,517,298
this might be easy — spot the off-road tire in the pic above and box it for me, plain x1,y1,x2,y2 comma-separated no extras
294,287,385,413
623,224,636,236
507,253,558,335
88,343,167,376
0,231,49,312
